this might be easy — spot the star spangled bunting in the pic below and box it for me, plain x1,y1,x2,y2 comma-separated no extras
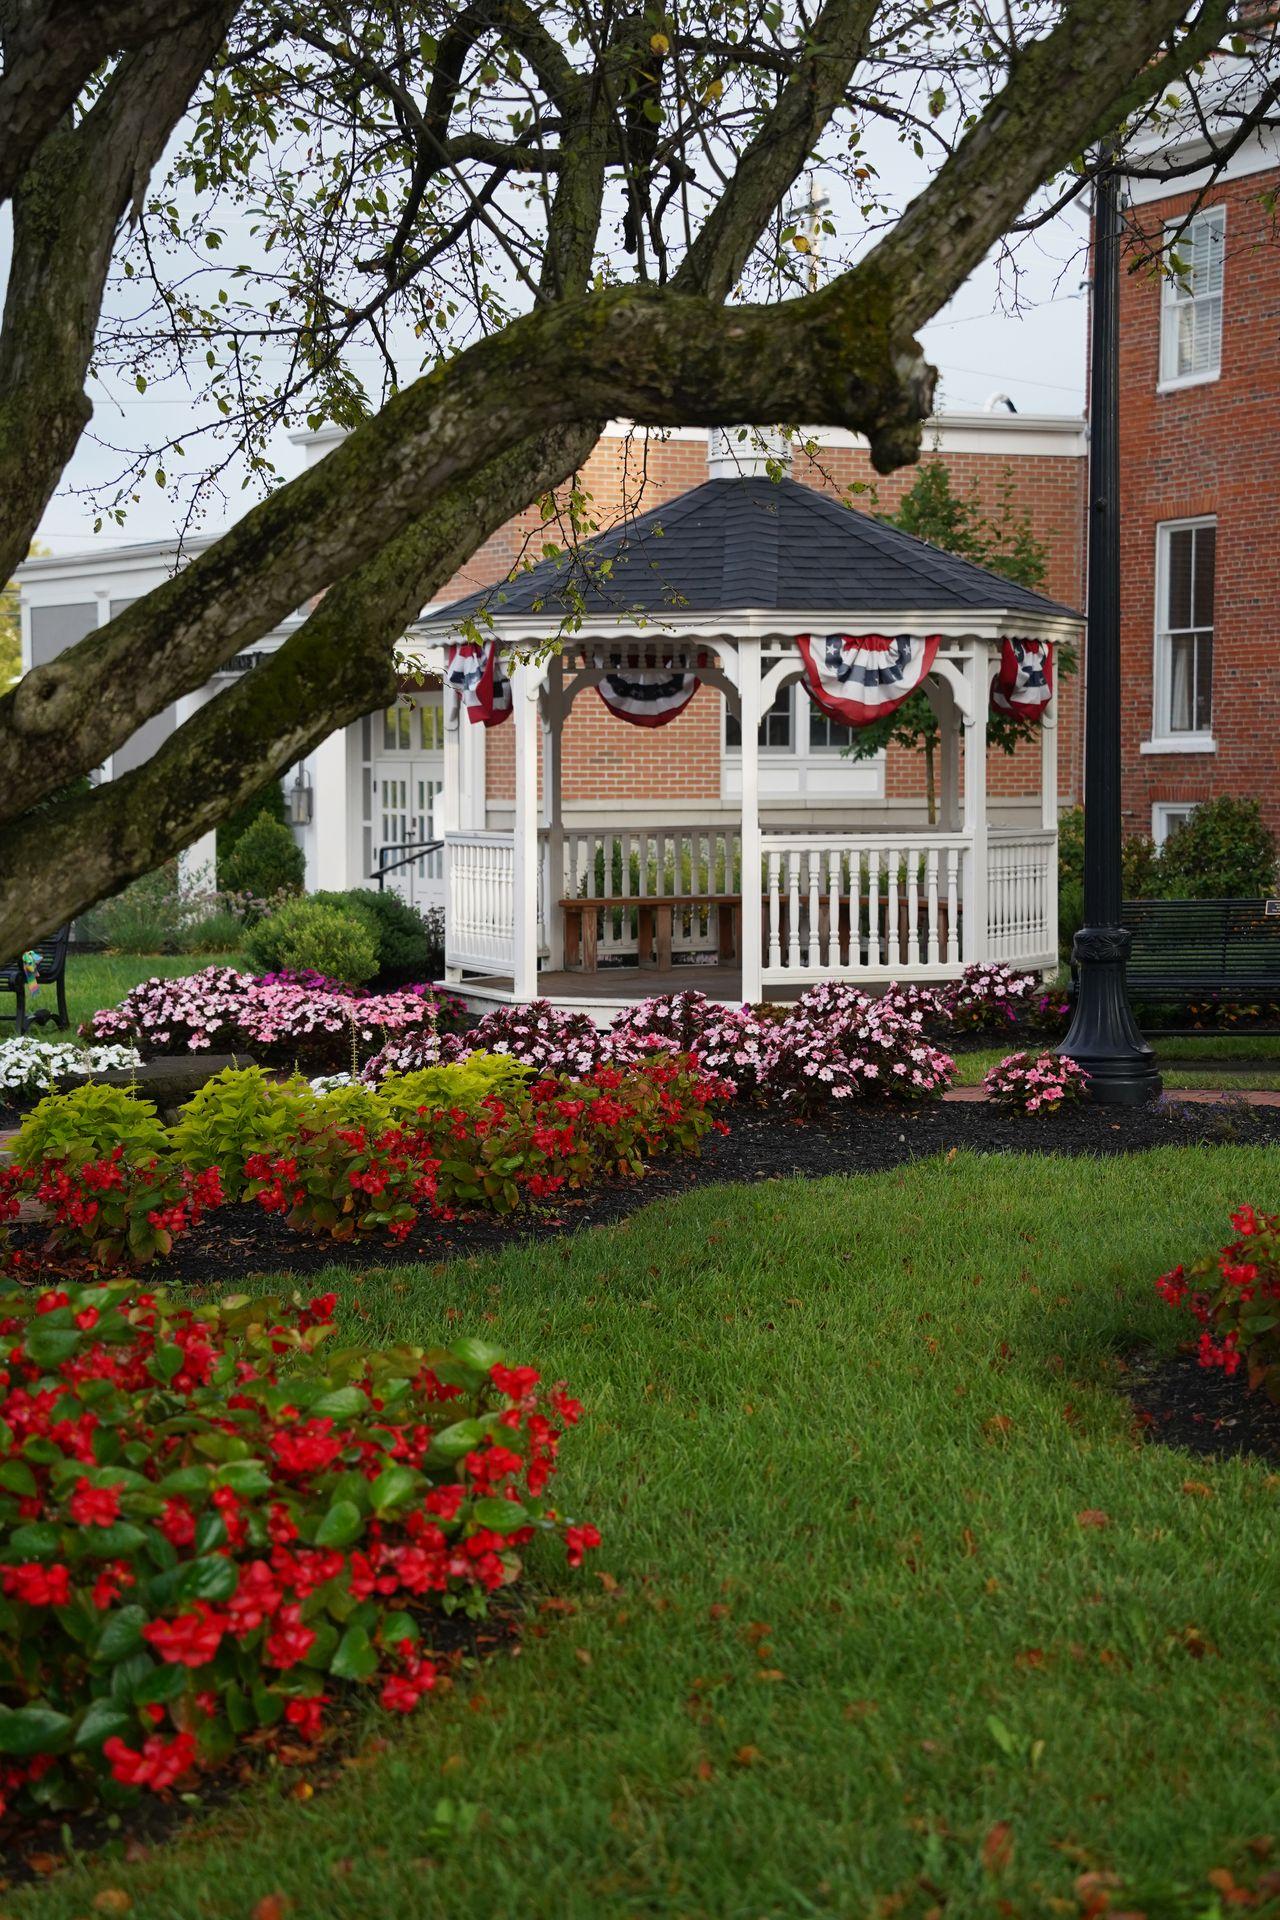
989,639,1053,722
796,633,940,727
594,652,701,728
444,640,513,727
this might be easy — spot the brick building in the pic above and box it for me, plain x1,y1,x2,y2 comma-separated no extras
1115,106,1280,846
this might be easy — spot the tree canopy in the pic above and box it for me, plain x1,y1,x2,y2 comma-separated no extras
0,0,1276,947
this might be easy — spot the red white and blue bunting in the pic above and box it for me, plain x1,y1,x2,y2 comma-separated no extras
796,632,940,728
989,638,1053,722
444,640,513,727
593,653,701,728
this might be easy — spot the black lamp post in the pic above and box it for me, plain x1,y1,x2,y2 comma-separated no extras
1058,158,1162,1105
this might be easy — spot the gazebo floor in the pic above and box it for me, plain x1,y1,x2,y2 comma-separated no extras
453,964,805,1021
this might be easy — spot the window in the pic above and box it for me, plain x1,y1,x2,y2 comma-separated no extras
806,698,857,752
1159,207,1224,386
419,702,445,751
382,703,412,750
1155,520,1215,742
724,683,793,751
1152,802,1195,848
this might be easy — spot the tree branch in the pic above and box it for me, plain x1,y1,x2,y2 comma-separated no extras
0,3,237,583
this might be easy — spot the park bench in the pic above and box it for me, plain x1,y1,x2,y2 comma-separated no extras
1112,899,1280,1003
561,894,740,972
0,926,71,1035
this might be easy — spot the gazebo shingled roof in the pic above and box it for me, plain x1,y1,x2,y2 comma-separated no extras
433,474,1081,626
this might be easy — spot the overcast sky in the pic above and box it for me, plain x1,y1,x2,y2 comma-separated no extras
13,113,1092,557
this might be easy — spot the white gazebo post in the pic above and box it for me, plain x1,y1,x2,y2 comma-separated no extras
1041,688,1059,965
542,653,566,972
441,671,463,982
512,658,541,1000
737,637,763,1003
961,641,990,963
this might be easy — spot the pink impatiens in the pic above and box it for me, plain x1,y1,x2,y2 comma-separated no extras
982,1049,1091,1114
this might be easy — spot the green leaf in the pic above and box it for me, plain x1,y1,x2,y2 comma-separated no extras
370,1465,419,1516
314,1499,363,1549
8,1522,61,1559
173,1555,239,1603
449,1336,504,1375
74,1697,135,1750
472,1497,528,1534
311,1387,366,1419
150,1343,185,1383
156,1465,212,1496
379,1610,419,1648
0,1707,72,1755
330,1623,378,1682
986,1714,1018,1758
23,1326,81,1368
82,1522,148,1559
216,1460,273,1496
427,1418,487,1464
96,1605,148,1662
132,1662,188,1708
0,1459,37,1497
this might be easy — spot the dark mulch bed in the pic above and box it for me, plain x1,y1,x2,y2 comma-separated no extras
0,1606,522,1885
9,1090,1280,1288
1127,1346,1280,1465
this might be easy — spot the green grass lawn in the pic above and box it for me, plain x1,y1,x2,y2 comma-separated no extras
19,1146,1280,1920
953,1032,1280,1092
62,951,244,1033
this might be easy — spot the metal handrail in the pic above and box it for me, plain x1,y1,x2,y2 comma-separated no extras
372,839,444,889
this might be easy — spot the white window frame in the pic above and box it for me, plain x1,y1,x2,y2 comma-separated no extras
720,680,884,802
1151,801,1196,848
1145,516,1217,754
1158,205,1225,392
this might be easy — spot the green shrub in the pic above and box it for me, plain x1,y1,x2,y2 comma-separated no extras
1158,797,1278,900
79,865,185,953
220,814,305,901
215,781,287,883
13,1082,169,1169
313,888,433,984
379,1052,530,1126
170,1066,313,1201
1122,832,1161,901
243,897,377,986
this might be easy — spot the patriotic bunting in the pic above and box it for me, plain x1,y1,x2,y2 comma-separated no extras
989,639,1053,722
796,632,940,728
594,654,701,728
444,640,513,727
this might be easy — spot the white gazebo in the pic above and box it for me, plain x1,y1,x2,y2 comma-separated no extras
410,437,1082,1017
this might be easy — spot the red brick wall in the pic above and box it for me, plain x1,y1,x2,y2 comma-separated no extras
428,430,1086,810
1116,166,1280,840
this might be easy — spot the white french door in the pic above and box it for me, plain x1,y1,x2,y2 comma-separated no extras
372,698,445,911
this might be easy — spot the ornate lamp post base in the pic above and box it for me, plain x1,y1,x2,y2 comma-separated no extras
1059,927,1162,1105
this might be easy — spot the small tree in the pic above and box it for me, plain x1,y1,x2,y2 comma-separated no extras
842,460,1057,823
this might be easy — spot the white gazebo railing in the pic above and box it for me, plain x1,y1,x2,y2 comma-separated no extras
445,830,518,973
446,821,1059,983
760,831,965,983
986,827,1057,967
556,824,742,962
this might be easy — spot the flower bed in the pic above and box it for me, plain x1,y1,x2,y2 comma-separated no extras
1156,1205,1280,1395
0,1282,596,1821
0,1037,142,1105
983,1050,1090,1114
83,967,469,1072
1,1055,730,1273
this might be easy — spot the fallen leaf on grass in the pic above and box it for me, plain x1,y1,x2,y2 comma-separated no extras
252,1899,290,1920
1014,1647,1045,1670
1181,1480,1214,1499
91,1893,132,1915
981,1820,1015,1875
983,1414,1014,1440
1076,1510,1110,1530
732,1745,763,1768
